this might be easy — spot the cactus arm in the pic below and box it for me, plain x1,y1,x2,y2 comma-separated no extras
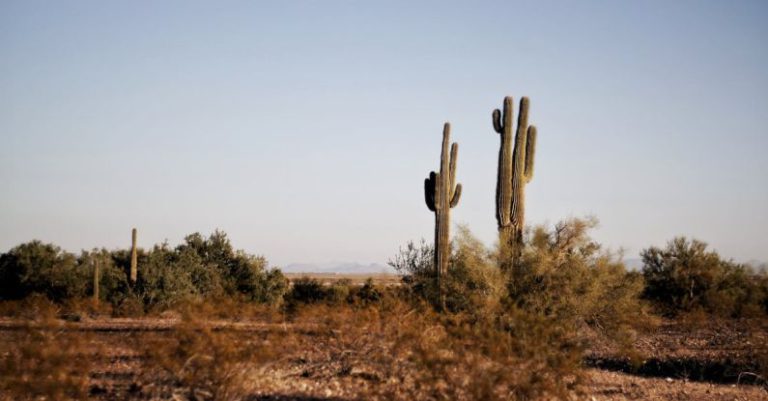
492,109,503,133
449,143,458,189
433,172,442,210
511,98,530,189
503,96,514,131
450,183,462,208
440,123,451,189
525,125,537,182
424,174,436,212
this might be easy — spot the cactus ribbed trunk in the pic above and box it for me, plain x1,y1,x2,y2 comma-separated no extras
130,228,138,284
424,123,462,310
93,259,100,304
492,96,537,267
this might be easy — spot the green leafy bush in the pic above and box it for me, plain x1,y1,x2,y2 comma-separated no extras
287,276,327,305
0,241,86,302
0,231,287,311
642,236,768,317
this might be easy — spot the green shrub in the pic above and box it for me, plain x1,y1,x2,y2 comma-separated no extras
0,231,287,312
78,249,130,307
352,278,383,305
642,236,767,317
0,241,86,302
287,277,327,305
177,231,287,303
443,226,506,314
326,278,352,304
134,243,199,311
389,228,505,314
391,218,645,332
509,218,648,334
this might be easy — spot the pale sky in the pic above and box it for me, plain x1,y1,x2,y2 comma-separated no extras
1,1,767,267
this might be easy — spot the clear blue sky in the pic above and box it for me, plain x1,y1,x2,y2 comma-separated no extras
1,1,766,266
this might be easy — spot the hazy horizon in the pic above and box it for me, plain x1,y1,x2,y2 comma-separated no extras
2,1,767,267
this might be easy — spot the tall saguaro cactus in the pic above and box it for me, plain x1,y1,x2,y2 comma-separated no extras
424,123,462,309
93,259,100,304
492,96,537,264
130,228,138,284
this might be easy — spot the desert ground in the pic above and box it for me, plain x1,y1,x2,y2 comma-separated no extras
0,274,765,401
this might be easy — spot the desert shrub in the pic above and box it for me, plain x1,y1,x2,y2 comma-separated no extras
443,226,506,314
291,299,582,400
391,218,643,330
351,278,383,305
134,243,200,311
0,231,287,313
326,278,352,304
0,241,87,302
0,293,59,320
287,276,328,305
390,228,505,314
641,236,767,317
78,248,130,307
509,217,648,335
112,294,145,317
389,239,435,306
176,231,287,303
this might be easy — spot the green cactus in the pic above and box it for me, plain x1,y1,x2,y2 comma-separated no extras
93,259,100,304
130,228,138,284
424,123,462,309
492,96,537,264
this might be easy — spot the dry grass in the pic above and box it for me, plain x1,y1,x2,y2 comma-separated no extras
141,311,289,400
0,318,96,400
0,298,765,401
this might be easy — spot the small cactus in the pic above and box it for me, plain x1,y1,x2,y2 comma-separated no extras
424,123,462,309
93,259,100,304
492,96,537,264
130,228,138,284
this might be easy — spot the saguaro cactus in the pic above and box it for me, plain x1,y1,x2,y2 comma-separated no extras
93,259,100,303
492,96,537,263
424,123,462,309
130,228,138,284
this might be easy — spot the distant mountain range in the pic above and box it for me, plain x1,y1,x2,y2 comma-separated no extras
281,262,395,274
